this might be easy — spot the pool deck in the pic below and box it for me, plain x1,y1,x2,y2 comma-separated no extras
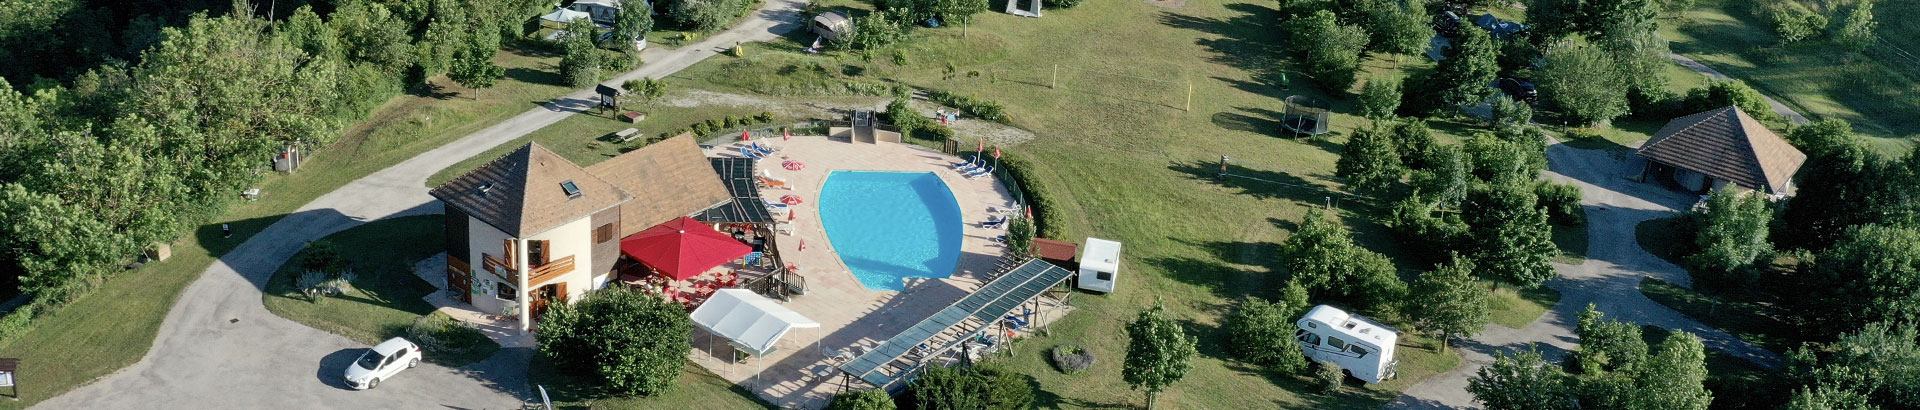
694,136,1046,408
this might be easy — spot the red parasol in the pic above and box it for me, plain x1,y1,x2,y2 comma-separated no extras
740,130,751,141
781,194,804,205
619,217,753,281
788,207,796,221
783,129,791,141
993,146,1001,159
977,139,984,153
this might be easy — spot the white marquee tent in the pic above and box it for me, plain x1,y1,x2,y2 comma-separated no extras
690,289,821,357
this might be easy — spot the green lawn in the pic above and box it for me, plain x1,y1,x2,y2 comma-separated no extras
654,0,1518,406
1665,0,1920,155
0,42,585,408
426,103,778,187
1551,223,1589,265
1488,284,1563,330
261,216,500,367
527,358,776,409
1636,215,1690,266
1638,277,1799,354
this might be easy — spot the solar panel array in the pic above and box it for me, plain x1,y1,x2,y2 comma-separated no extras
838,259,1075,390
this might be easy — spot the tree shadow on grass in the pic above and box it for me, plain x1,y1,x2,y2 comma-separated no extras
506,67,565,87
1166,159,1348,204
1155,4,1288,86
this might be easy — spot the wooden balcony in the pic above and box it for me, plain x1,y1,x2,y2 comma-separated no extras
528,255,575,287
481,253,516,282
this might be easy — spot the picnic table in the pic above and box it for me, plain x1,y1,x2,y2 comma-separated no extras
614,128,642,142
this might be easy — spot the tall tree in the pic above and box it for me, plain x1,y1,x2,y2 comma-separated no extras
1358,76,1403,121
1223,283,1311,373
1464,183,1558,288
1686,187,1773,285
1572,304,1649,374
1782,144,1880,251
1785,386,1879,410
1816,224,1920,332
1464,136,1538,186
1834,1,1878,53
1412,145,1471,207
611,0,656,48
1359,0,1434,57
1124,303,1198,410
1490,95,1533,127
1432,26,1501,107
1536,38,1628,126
1285,10,1369,92
447,29,505,99
1409,253,1491,352
1800,321,1920,407
559,18,604,87
1468,348,1575,410
1335,127,1404,193
1633,332,1713,410
328,1,415,74
620,77,670,113
1389,118,1437,169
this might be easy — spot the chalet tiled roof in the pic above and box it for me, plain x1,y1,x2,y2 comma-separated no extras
585,135,732,236
430,143,632,237
1635,106,1806,193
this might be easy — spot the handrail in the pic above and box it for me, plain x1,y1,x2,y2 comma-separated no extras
528,255,575,286
480,253,517,283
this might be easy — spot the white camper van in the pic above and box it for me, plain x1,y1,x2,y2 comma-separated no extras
1295,305,1399,383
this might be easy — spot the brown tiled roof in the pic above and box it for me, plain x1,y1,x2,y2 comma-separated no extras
585,135,732,237
429,143,632,237
1635,106,1807,193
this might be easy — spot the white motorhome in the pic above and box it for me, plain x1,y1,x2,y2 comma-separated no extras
1295,305,1399,383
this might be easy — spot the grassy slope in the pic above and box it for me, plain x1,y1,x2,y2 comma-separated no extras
0,45,579,408
664,1,1497,407
1663,0,1920,155
530,359,777,409
261,216,501,367
426,104,774,187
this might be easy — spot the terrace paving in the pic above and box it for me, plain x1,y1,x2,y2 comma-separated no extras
694,136,1060,409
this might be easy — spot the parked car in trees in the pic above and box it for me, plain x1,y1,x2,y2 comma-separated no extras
1498,78,1537,103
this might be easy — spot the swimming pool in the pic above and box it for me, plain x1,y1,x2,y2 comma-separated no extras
819,171,964,291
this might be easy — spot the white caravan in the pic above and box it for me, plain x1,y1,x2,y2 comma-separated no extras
1076,238,1121,293
1295,305,1399,383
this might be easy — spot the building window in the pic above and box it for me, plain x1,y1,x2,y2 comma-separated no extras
1327,336,1347,350
528,240,548,266
496,282,517,301
595,223,616,243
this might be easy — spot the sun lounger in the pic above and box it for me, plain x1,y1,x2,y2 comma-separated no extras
966,165,995,179
757,176,789,189
952,156,980,171
762,198,790,212
740,146,765,159
754,141,780,155
980,216,1008,229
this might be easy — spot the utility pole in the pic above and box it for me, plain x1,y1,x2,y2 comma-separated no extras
1051,64,1058,89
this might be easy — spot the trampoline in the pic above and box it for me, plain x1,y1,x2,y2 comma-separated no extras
1281,95,1331,138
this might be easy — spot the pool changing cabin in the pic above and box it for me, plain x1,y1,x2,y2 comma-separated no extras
1076,238,1121,293
1295,305,1400,383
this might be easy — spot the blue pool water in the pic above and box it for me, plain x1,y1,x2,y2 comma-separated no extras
819,171,964,291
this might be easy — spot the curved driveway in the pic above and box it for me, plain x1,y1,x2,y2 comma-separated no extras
34,3,805,409
1387,141,1783,409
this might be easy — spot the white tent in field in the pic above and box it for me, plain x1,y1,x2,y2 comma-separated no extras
539,8,591,24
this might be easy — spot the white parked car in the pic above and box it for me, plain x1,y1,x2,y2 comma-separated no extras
344,337,422,390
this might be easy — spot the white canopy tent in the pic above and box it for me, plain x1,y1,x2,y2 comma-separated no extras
691,289,821,356
539,8,591,24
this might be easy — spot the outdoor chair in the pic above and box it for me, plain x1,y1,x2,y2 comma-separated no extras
757,176,790,189
775,222,796,236
980,215,1008,229
952,156,980,171
740,146,765,159
753,141,780,155
965,165,994,179
762,198,790,212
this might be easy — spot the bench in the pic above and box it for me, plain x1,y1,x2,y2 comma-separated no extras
614,128,642,143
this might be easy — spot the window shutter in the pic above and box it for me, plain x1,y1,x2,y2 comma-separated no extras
556,281,569,303
537,240,551,265
504,239,515,266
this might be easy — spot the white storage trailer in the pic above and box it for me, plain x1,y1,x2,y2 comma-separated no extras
1076,238,1121,293
1295,305,1399,383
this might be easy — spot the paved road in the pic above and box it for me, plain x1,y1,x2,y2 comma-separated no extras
34,3,806,409
1669,53,1812,125
1386,141,1784,409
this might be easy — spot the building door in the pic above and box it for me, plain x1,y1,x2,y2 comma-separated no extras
446,265,472,304
529,282,569,323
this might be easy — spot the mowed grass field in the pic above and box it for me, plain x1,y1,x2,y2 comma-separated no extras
1664,0,1920,154
653,0,1552,407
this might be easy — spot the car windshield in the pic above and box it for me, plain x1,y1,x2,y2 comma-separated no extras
355,350,387,370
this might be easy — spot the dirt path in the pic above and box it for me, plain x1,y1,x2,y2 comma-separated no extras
1386,139,1782,409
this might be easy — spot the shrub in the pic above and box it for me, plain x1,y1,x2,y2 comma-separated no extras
536,287,691,396
756,111,776,123
924,123,957,142
406,312,489,356
723,115,739,128
907,363,1033,410
826,389,896,410
300,240,348,273
705,118,723,131
1317,360,1345,394
1006,217,1034,255
1049,0,1083,8
297,270,355,301
1534,181,1585,225
927,90,1008,123
1049,343,1097,374
691,122,712,135
1223,292,1309,374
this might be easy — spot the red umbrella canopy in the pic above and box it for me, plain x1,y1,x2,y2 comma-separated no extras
740,130,751,141
619,217,753,281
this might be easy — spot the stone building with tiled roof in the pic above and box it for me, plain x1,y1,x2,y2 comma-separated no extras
1635,106,1806,195
429,136,734,330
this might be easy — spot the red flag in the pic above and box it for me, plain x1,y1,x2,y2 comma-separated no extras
783,129,791,141
993,146,1002,159
740,130,751,141
788,208,796,221
1024,206,1033,219
977,139,984,153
